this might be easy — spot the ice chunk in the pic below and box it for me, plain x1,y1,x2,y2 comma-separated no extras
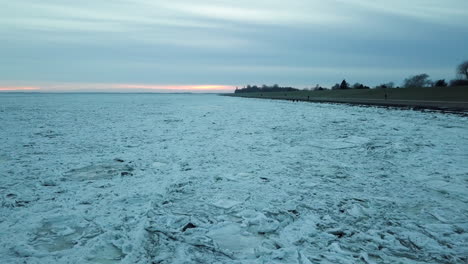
31,215,95,253
152,161,167,168
211,199,242,209
64,161,134,181
208,222,262,258
238,210,279,234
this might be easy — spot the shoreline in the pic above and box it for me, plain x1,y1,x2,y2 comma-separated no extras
225,94,468,115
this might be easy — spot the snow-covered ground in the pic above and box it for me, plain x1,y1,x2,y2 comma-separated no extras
0,93,467,264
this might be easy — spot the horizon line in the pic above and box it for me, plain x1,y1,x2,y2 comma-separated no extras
0,83,237,92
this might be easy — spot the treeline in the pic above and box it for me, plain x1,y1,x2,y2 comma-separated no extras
235,60,468,93
235,84,299,93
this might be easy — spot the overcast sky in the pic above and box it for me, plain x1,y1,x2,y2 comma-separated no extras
1,0,467,92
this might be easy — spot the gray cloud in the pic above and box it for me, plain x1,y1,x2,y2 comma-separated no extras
1,0,467,90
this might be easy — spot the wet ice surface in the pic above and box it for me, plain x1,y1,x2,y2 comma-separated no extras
0,94,467,263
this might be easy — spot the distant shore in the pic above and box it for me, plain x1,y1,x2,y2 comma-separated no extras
225,86,468,114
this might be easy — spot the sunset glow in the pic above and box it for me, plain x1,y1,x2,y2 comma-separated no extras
114,84,234,91
0,83,235,92
0,86,40,91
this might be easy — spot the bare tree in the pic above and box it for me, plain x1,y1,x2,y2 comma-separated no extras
434,79,447,87
376,82,395,89
457,61,468,79
352,83,370,89
403,74,432,88
385,82,395,88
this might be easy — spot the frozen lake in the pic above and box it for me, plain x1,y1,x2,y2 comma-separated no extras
0,93,467,263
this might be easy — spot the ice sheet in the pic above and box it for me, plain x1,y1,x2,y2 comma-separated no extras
0,93,467,263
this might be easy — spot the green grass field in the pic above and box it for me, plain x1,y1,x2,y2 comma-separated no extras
228,86,468,102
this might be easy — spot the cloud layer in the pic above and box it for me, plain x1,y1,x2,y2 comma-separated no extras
1,0,467,91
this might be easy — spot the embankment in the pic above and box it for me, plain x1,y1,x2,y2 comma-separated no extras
225,86,468,113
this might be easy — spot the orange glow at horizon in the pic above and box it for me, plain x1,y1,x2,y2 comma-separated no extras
0,86,40,91
0,83,236,92
115,84,234,90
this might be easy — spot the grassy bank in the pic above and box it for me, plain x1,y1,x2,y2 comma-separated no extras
228,86,468,101
225,86,468,113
